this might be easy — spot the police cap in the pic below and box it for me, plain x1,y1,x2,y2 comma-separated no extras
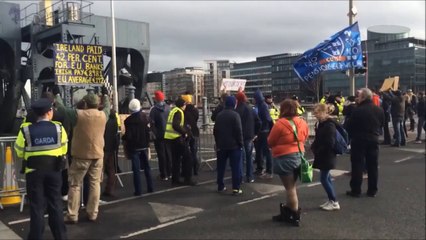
31,98,53,116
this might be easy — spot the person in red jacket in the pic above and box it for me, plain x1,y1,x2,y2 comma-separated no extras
268,99,309,226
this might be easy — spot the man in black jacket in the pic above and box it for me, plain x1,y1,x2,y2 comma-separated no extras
214,96,244,195
149,90,171,181
415,91,425,143
164,98,196,186
346,88,385,198
181,94,201,176
123,99,154,196
103,110,119,196
389,90,406,147
235,91,260,183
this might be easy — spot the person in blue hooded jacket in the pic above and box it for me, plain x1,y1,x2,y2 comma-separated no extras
253,89,274,178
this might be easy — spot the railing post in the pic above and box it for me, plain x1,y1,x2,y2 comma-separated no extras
202,97,208,131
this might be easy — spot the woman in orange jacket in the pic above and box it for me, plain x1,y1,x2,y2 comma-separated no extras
268,99,309,227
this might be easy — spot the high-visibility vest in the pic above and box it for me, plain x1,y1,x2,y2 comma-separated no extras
297,106,305,116
14,121,68,173
269,106,280,123
164,107,184,140
320,97,327,104
115,112,121,129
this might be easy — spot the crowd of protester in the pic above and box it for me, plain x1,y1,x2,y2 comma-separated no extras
15,84,425,238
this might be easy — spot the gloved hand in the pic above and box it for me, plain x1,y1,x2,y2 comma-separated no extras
52,85,60,95
101,86,109,95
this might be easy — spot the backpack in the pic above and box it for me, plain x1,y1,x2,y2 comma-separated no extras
334,123,349,155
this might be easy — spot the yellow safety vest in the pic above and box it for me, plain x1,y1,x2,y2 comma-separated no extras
115,112,121,129
269,106,280,123
297,106,305,116
164,107,184,140
14,121,68,173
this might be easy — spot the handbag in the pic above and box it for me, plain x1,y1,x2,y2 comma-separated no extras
287,119,313,183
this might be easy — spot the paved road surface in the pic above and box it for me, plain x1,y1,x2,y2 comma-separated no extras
0,133,424,239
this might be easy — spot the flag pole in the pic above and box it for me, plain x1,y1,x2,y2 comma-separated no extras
110,0,119,113
348,0,356,96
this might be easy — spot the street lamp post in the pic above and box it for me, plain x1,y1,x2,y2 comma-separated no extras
110,0,119,113
348,0,356,96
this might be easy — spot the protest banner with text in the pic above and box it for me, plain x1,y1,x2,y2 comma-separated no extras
54,43,105,86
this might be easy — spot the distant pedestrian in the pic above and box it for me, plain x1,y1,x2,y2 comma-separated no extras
165,97,196,186
123,99,154,195
253,90,273,178
102,110,119,197
311,104,340,211
346,88,384,198
149,90,171,180
380,91,392,145
181,94,201,176
415,91,425,143
211,92,229,122
214,96,244,195
268,99,308,226
388,89,406,147
235,91,261,183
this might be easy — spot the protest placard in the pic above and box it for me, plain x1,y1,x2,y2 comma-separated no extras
220,78,246,91
54,43,105,86
380,76,399,92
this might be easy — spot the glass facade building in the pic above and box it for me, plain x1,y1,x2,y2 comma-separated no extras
230,59,272,98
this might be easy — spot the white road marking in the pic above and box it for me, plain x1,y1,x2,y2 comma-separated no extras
394,156,415,163
149,202,203,223
249,183,283,195
119,216,196,238
237,194,277,205
397,148,425,154
306,182,321,187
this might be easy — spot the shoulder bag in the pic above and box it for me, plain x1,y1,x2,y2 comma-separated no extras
287,118,313,183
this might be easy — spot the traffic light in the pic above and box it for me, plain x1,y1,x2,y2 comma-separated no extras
355,52,367,74
362,52,367,68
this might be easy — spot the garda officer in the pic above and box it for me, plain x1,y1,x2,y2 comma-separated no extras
292,95,305,116
265,95,280,123
15,98,68,240
164,97,196,186
320,91,331,104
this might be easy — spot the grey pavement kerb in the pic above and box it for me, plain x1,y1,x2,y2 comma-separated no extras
0,220,21,240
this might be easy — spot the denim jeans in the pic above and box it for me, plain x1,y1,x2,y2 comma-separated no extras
392,118,406,145
217,148,242,191
242,140,254,181
320,170,336,202
130,150,153,195
258,132,272,174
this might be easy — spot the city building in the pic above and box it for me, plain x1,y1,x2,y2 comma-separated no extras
163,67,204,106
204,60,231,101
230,58,272,99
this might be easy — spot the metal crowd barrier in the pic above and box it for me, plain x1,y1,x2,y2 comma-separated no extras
198,124,216,171
0,136,27,212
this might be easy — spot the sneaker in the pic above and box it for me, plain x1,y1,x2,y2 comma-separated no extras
260,173,274,179
319,200,331,208
64,216,78,224
415,140,422,144
232,189,243,195
62,195,68,201
218,187,227,192
321,201,340,211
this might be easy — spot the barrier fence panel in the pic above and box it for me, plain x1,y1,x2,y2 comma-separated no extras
198,124,216,171
0,136,27,212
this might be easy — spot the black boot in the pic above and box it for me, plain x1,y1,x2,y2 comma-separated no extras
272,203,287,222
287,208,301,227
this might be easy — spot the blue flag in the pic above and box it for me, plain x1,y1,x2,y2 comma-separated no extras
293,22,363,86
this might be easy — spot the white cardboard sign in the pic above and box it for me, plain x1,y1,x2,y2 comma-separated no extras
220,78,246,91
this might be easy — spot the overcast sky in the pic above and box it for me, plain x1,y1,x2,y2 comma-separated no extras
12,1,426,72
